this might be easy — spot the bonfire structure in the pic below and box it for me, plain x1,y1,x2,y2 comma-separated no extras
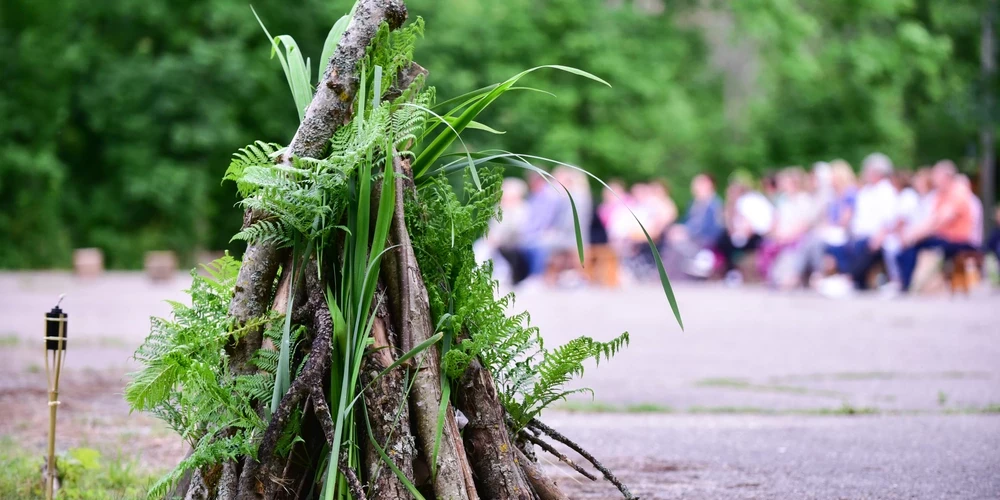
125,1,679,499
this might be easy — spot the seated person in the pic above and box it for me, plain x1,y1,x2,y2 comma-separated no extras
845,153,898,290
716,173,773,277
819,160,858,274
988,205,1000,265
765,167,823,289
896,160,977,293
667,174,724,278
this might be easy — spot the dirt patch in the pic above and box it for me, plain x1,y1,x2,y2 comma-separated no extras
0,365,186,474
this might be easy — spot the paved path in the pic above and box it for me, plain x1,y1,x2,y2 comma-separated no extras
518,283,1000,413
547,412,1000,499
1,272,998,498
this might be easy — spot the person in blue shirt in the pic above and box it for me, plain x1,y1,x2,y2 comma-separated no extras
666,173,725,277
519,172,570,277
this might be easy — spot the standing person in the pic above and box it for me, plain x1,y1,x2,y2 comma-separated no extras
896,160,977,293
716,172,773,280
847,153,899,290
667,173,724,278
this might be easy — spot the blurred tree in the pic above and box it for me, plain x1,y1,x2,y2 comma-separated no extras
409,0,727,199
727,0,980,171
0,0,339,268
0,0,993,268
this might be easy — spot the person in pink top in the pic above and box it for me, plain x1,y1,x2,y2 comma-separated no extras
895,160,976,292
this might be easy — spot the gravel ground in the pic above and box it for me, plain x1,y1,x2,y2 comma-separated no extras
1,272,998,499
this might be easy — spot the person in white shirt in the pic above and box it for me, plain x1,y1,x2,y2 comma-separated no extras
716,173,774,277
848,153,899,290
880,170,921,287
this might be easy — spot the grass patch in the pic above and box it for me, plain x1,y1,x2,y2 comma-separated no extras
556,400,1000,416
687,405,775,414
687,404,880,416
0,334,20,347
555,401,674,414
0,438,158,499
624,403,674,413
772,371,992,382
944,404,1000,415
556,401,621,413
694,377,847,398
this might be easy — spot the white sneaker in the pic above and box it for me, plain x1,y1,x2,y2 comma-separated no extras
816,275,854,299
879,281,900,299
686,250,716,278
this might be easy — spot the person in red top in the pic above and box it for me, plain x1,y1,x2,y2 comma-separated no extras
895,160,976,292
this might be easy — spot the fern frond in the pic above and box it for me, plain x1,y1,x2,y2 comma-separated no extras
224,141,283,196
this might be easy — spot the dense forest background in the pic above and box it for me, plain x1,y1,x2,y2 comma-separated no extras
1,0,994,268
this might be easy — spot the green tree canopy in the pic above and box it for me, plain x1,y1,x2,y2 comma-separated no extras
1,0,992,268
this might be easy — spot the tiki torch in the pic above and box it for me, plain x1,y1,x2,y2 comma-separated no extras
44,295,67,500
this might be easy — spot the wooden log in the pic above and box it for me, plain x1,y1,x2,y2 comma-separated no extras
381,153,478,500
455,358,532,499
360,307,416,499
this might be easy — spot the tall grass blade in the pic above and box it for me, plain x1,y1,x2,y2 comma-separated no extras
252,7,313,120
432,151,683,329
412,65,610,180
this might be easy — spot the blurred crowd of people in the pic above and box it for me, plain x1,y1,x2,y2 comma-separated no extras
475,155,1000,297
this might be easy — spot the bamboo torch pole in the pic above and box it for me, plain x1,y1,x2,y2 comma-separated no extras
44,295,68,500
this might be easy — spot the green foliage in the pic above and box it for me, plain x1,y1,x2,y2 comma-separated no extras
225,16,429,250
0,440,158,500
406,169,503,323
124,255,288,498
0,0,352,268
504,332,629,429
407,169,631,429
4,0,993,268
726,0,962,169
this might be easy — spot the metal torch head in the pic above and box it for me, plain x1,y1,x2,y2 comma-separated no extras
45,305,68,351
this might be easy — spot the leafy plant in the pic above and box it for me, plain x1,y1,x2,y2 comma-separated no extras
407,165,632,430
124,255,284,497
127,7,678,499
0,441,159,500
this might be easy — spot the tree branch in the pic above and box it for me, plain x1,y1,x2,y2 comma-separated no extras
227,0,409,376
381,153,477,500
455,356,532,499
520,432,597,481
236,266,333,499
309,386,368,500
528,419,636,500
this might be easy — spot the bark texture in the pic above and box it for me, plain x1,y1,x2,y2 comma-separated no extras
382,153,478,500
516,448,568,500
187,0,628,498
360,307,415,500
455,358,532,499
226,0,408,375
